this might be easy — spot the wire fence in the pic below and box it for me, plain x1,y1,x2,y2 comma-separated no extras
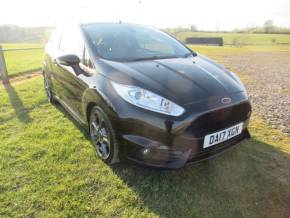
0,45,44,84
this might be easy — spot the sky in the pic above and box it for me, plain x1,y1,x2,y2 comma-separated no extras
0,0,290,30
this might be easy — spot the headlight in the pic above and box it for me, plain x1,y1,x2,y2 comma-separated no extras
111,82,185,116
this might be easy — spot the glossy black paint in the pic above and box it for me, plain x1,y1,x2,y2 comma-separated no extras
43,23,251,168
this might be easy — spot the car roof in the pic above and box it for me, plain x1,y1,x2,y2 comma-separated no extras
55,21,150,29
79,22,149,28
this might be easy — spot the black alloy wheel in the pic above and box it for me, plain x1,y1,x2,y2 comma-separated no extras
89,106,119,164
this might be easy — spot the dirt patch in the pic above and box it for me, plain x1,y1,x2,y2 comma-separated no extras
1,71,41,87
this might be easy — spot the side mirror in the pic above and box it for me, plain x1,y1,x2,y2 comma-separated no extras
56,54,80,66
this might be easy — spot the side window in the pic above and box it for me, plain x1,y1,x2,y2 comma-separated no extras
59,26,84,58
48,28,61,49
83,47,94,69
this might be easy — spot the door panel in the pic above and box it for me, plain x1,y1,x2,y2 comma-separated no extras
50,54,64,99
55,24,87,117
57,64,88,118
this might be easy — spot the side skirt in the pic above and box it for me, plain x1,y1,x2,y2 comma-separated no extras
54,95,88,130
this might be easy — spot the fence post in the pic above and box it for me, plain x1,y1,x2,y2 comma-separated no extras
0,45,9,84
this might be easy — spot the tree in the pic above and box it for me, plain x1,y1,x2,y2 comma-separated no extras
264,20,275,33
189,25,197,32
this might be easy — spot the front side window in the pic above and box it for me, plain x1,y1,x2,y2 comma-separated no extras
48,28,62,49
59,26,84,58
82,24,191,62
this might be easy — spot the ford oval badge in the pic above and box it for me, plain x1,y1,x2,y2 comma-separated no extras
221,97,231,104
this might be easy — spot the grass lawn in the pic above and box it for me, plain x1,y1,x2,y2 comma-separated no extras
2,43,43,78
0,75,290,217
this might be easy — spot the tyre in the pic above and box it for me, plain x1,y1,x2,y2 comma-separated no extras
89,106,119,164
43,72,55,104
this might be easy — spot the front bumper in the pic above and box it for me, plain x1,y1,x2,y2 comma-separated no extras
122,125,250,169
111,98,252,169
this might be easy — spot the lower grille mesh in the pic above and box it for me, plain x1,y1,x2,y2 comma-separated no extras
185,102,251,138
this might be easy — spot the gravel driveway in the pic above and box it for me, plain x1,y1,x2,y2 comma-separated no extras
219,52,290,137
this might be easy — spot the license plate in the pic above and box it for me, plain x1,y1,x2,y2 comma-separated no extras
203,123,243,148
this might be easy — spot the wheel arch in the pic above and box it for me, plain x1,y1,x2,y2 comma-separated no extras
82,88,117,125
86,102,97,125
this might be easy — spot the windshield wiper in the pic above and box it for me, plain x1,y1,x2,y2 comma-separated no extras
130,55,179,62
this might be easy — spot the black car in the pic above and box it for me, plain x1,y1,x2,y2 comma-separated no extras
43,23,251,168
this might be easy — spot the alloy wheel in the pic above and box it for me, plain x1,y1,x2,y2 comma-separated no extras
90,110,111,159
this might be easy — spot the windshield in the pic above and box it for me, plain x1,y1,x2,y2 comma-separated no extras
82,23,192,62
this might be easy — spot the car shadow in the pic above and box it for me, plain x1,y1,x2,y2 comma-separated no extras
110,138,290,217
3,82,32,123
53,102,90,140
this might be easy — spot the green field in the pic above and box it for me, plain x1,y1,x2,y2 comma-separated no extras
172,31,290,45
2,43,44,77
0,68,290,216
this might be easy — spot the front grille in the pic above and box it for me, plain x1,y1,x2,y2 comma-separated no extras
184,101,251,138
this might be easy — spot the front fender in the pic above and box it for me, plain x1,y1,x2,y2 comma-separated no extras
81,87,117,125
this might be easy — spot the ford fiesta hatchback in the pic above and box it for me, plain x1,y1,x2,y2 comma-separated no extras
43,22,251,168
